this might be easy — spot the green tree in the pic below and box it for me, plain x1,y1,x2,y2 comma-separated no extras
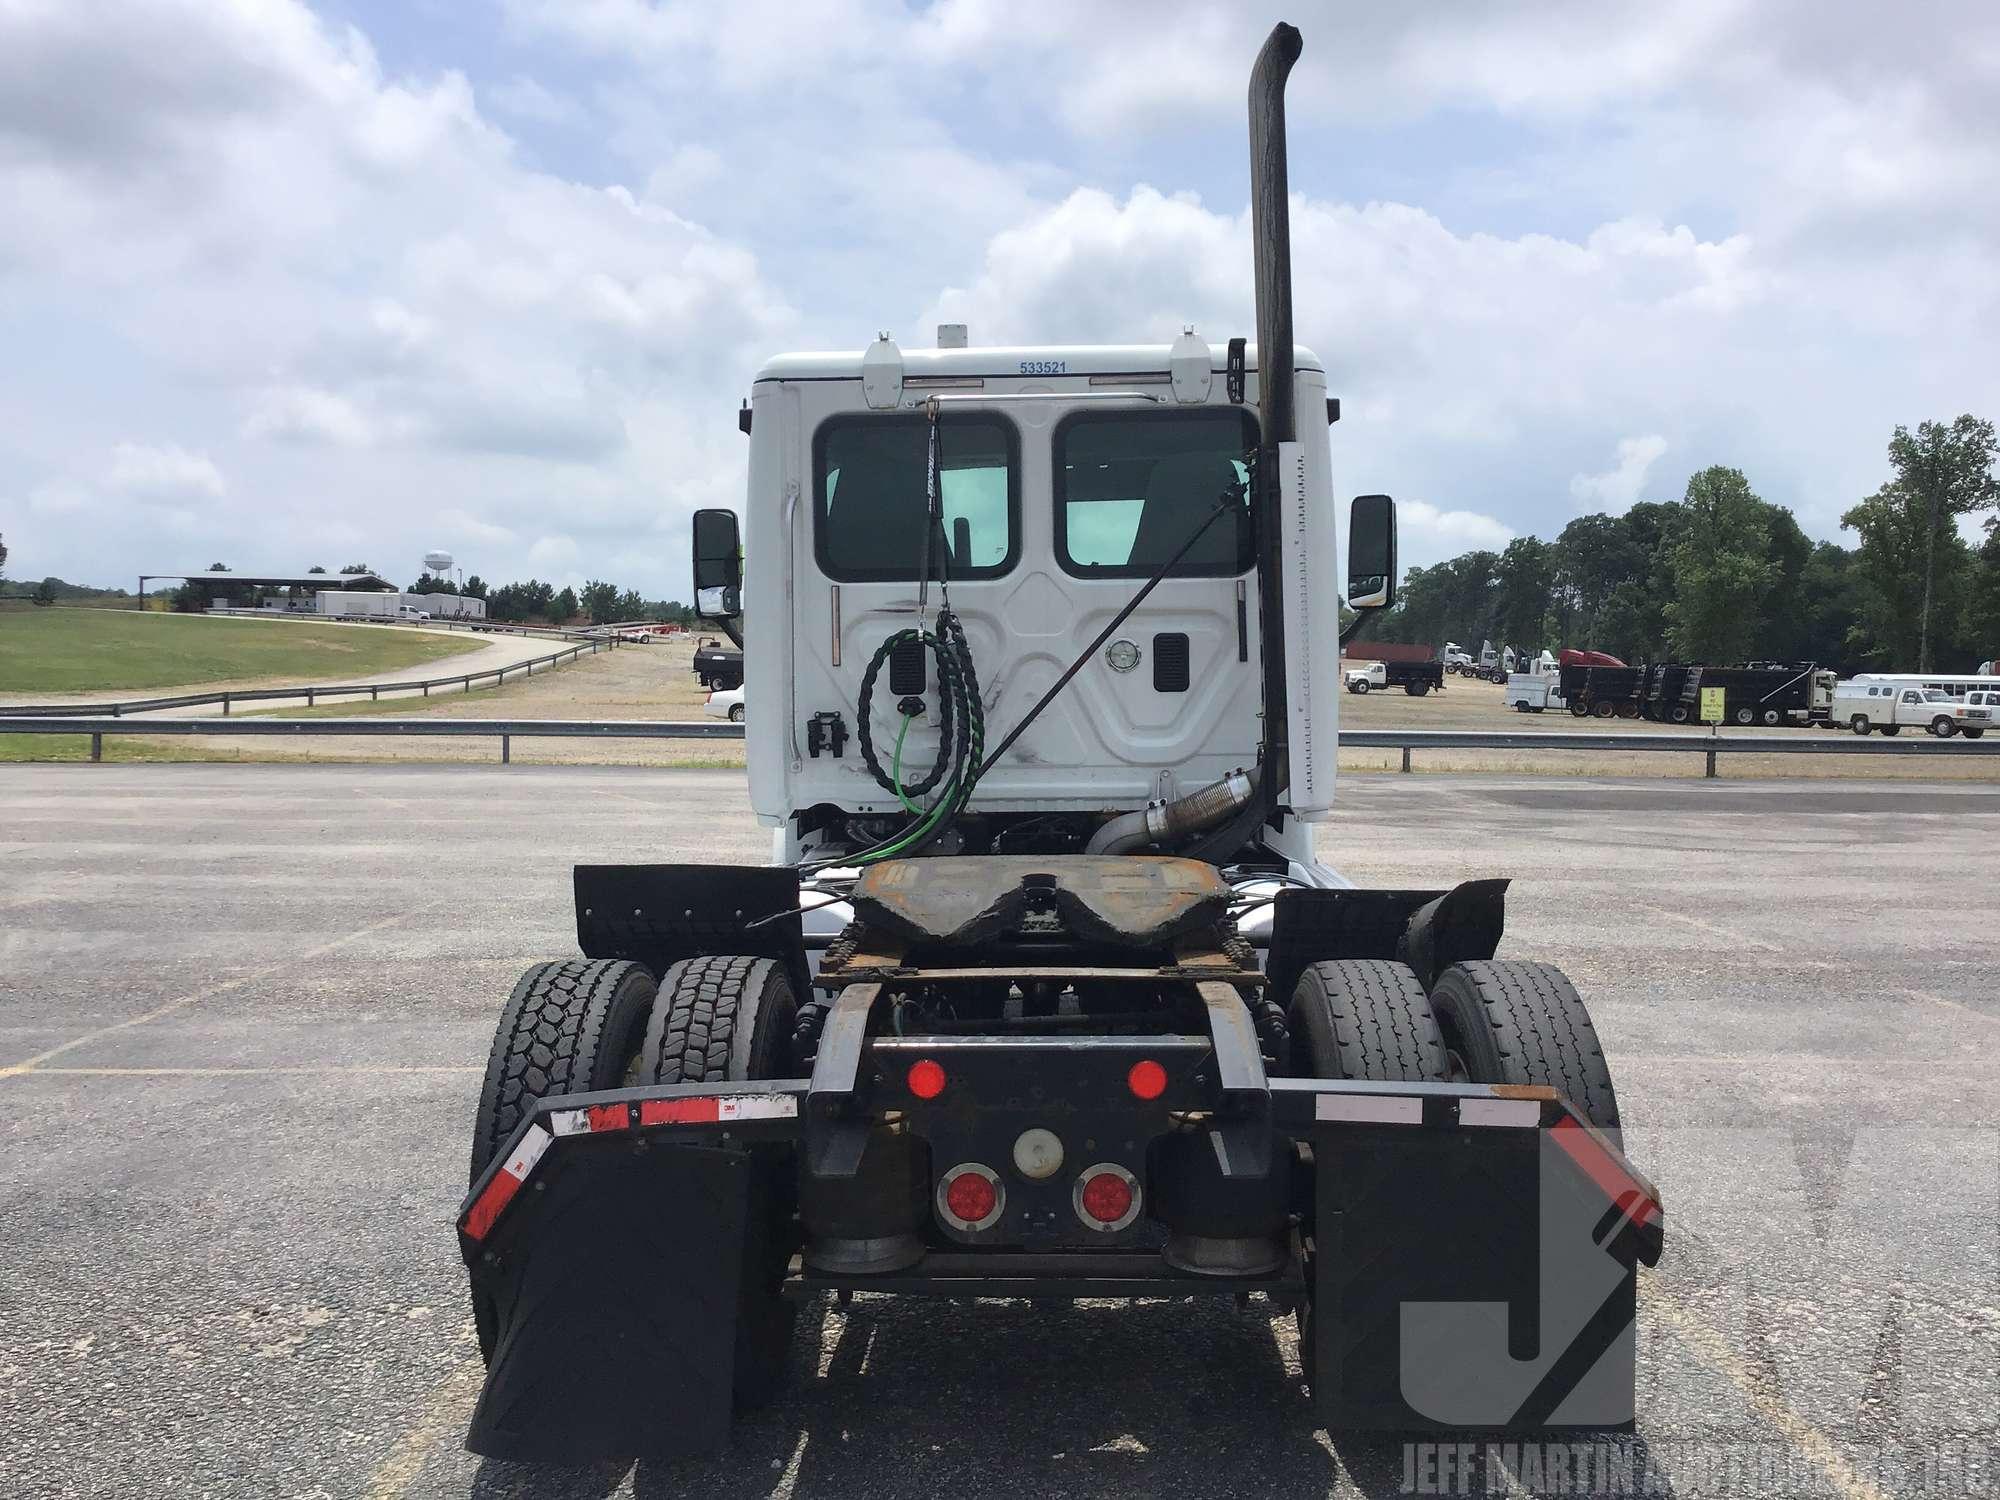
617,588,646,619
1495,537,1554,651
1883,415,2000,669
552,586,579,623
1959,526,2000,669
461,575,489,600
1551,514,1648,649
32,577,57,607
579,579,619,625
1661,466,1775,662
1798,542,1863,671
0,531,9,585
338,562,374,576
1842,481,1978,668
307,564,327,575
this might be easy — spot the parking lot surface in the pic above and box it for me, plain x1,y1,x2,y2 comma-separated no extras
2,764,1995,1498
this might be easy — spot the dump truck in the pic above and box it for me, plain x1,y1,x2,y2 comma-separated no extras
456,24,1661,1463
1342,656,1443,695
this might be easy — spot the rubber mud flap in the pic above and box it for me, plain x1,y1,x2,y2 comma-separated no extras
466,1140,750,1462
1312,1119,1638,1433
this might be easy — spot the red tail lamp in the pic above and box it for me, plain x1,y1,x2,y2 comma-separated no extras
1073,1163,1142,1232
906,1058,947,1099
1126,1058,1168,1100
936,1163,1003,1231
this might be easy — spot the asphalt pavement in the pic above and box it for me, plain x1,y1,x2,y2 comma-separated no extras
1,765,1995,1499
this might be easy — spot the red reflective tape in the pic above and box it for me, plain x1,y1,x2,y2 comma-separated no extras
586,1103,630,1134
462,1169,522,1242
1550,1116,1660,1229
640,1096,721,1126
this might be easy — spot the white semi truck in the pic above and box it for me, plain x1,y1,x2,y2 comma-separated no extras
453,24,1660,1464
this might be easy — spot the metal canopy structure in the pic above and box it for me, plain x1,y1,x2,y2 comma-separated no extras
135,570,394,606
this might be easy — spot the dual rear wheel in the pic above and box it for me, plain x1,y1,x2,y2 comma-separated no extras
1287,956,1619,1133
469,953,800,1405
1285,955,1620,1390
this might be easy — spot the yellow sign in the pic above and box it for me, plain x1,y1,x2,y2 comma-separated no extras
1699,687,1726,724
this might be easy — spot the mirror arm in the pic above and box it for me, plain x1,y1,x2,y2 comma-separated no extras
1340,606,1383,649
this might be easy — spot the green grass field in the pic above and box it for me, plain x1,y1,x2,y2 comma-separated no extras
0,610,482,694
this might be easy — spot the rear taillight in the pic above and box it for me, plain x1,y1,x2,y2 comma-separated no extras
1126,1059,1167,1100
936,1163,1003,1231
906,1058,947,1099
1073,1163,1141,1231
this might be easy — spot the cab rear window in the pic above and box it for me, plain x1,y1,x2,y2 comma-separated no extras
813,415,1018,581
1054,408,1257,578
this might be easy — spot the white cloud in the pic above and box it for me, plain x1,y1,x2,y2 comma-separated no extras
244,386,383,448
105,442,226,500
483,74,575,125
1397,499,1515,564
1569,435,1669,512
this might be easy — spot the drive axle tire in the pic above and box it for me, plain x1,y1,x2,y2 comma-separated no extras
1428,960,1621,1140
472,959,659,1181
1931,717,1956,738
1852,716,1870,735
1289,960,1447,1082
640,955,800,1411
469,958,659,1361
1880,724,1901,736
1965,727,1985,739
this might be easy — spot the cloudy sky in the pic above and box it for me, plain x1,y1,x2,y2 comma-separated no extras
3,0,1996,595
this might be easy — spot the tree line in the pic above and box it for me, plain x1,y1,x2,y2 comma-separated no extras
1366,415,1999,672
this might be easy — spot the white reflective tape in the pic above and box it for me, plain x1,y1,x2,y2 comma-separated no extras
502,1122,552,1180
1315,1094,1422,1125
549,1109,592,1137
1459,1097,1541,1128
718,1094,799,1121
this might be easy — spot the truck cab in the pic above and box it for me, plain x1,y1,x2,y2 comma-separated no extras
705,329,1354,873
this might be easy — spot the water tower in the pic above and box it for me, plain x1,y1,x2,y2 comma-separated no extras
423,550,454,576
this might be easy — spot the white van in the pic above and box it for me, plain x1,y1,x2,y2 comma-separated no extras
1832,681,1987,738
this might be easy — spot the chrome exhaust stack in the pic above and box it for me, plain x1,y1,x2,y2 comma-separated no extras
1248,22,1303,813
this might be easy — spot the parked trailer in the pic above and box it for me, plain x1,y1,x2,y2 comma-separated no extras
1558,651,1643,719
454,26,1661,1465
1679,664,1833,727
1639,665,1694,724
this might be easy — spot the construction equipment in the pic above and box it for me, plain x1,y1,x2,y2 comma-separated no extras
456,23,1662,1463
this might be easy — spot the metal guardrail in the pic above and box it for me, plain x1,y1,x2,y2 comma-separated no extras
3,718,1997,771
0,637,615,719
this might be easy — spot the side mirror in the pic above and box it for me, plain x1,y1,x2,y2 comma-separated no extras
1347,494,1396,610
692,507,742,619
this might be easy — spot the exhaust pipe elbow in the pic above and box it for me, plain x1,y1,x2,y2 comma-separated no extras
1084,768,1260,855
